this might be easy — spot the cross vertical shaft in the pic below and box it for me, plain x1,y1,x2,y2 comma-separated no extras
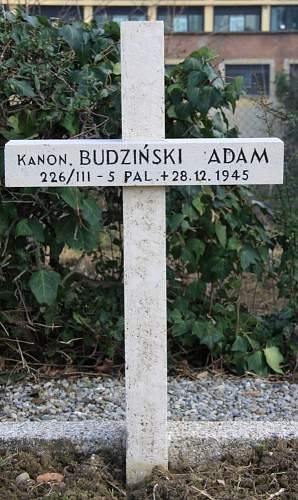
121,21,168,485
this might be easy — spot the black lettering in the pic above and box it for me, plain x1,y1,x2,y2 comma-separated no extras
17,154,26,166
107,150,118,165
236,148,247,163
47,155,57,166
80,150,91,165
58,154,67,165
93,150,104,165
164,148,176,164
121,149,131,165
178,148,182,164
223,148,235,164
208,149,221,164
37,155,45,165
108,171,115,182
139,147,149,164
251,148,268,163
28,156,36,165
152,149,162,164
133,172,142,182
124,171,132,183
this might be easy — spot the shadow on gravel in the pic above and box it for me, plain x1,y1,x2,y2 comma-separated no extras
0,439,297,499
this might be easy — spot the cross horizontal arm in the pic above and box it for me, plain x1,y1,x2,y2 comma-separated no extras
5,138,283,187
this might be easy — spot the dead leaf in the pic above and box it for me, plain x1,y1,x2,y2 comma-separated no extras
36,472,64,484
31,398,46,405
95,359,114,373
241,390,262,397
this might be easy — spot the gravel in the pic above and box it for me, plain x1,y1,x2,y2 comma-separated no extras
15,472,31,486
0,375,297,422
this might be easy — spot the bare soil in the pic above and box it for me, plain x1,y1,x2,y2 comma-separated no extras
0,439,297,499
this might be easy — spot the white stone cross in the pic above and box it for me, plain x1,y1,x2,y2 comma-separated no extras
4,22,283,486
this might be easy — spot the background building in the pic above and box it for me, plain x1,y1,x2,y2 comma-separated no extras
4,0,298,135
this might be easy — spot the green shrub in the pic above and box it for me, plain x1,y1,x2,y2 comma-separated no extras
269,72,298,367
0,11,288,374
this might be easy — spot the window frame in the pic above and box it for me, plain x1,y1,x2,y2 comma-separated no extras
157,6,204,34
28,4,84,21
214,6,261,33
93,6,148,24
220,59,275,98
290,64,298,80
284,59,298,80
271,5,298,32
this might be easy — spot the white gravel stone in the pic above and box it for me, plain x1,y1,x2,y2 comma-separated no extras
15,472,31,485
0,375,297,422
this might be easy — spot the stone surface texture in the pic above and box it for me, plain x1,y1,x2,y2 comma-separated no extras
121,21,167,484
5,138,284,187
1,420,298,470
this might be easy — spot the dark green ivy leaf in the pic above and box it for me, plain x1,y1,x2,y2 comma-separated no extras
81,198,102,227
215,222,227,248
7,79,35,98
15,218,45,242
29,269,61,305
60,187,82,210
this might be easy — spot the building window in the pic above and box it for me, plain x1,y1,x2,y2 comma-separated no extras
29,5,83,21
157,7,203,34
225,64,270,96
214,7,261,32
93,7,147,24
290,64,298,80
271,6,298,31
